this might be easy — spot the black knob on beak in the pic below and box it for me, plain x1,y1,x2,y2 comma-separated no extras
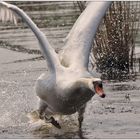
100,94,106,98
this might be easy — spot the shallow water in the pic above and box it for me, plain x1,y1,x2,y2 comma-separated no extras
0,47,140,139
0,1,140,139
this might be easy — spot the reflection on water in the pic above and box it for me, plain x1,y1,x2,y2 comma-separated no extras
3,56,44,64
110,82,140,91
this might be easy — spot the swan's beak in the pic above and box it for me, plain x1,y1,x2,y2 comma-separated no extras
95,85,105,98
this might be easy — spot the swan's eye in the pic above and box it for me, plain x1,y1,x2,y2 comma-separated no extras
98,82,103,88
92,81,102,88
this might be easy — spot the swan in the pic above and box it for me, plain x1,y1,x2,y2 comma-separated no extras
0,1,112,129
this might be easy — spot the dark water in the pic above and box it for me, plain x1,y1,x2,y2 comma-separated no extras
0,2,140,139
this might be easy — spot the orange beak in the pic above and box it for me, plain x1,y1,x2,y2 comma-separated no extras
95,85,105,98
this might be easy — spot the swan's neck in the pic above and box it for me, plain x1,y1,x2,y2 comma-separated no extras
11,5,60,73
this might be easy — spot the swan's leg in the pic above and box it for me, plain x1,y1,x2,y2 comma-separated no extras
78,104,86,130
38,100,48,119
44,107,61,129
38,100,61,129
44,115,61,129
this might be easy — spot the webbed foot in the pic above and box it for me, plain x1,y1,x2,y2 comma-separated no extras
44,116,61,129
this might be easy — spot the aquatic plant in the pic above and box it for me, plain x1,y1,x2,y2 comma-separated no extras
76,1,140,80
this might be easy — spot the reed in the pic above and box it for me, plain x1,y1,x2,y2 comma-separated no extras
76,1,140,80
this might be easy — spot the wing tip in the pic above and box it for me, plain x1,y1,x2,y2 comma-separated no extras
0,1,18,25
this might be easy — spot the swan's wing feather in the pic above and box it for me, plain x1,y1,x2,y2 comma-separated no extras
60,2,112,70
0,2,18,25
0,2,60,73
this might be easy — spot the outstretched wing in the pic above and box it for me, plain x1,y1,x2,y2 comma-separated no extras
0,2,61,74
60,2,112,70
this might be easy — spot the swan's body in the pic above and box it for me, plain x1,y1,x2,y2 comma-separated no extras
36,69,97,115
0,1,112,129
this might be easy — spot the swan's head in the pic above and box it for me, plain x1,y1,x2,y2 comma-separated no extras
91,78,105,98
68,77,105,101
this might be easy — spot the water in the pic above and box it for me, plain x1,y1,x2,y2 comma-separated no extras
0,1,140,139
0,50,140,138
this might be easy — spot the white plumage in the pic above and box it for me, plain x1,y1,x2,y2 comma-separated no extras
0,1,112,129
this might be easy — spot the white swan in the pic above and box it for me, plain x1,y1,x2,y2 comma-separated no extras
0,1,112,129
